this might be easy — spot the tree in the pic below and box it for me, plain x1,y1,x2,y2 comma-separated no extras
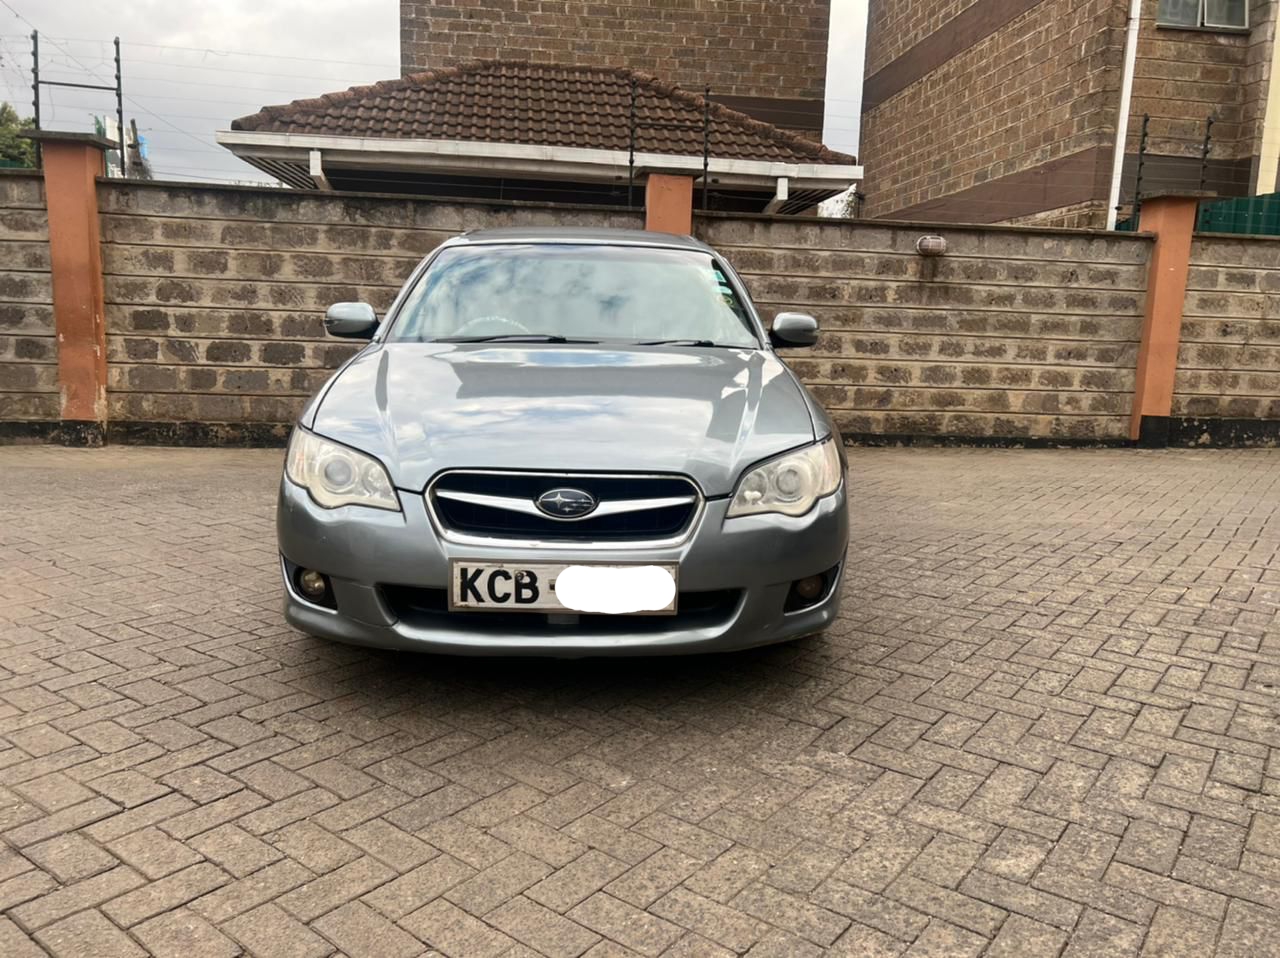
0,102,36,167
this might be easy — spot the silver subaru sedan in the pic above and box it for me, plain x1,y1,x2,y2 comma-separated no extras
277,228,848,656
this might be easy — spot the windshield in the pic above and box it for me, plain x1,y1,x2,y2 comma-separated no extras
386,244,761,347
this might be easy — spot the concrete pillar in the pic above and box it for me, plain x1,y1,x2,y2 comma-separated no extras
645,174,695,235
1129,192,1209,447
26,131,112,445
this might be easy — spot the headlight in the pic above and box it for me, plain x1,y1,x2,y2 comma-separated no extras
727,436,842,518
285,427,400,511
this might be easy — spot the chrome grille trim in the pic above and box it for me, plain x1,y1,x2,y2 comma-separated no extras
434,488,697,521
425,470,704,549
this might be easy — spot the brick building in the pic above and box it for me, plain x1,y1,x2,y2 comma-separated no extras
399,0,832,137
860,0,1279,227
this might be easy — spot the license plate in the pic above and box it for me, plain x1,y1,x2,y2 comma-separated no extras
448,560,678,615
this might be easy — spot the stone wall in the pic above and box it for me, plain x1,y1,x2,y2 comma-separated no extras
11,179,1280,447
0,173,55,424
98,183,643,437
695,213,1153,441
1175,234,1280,423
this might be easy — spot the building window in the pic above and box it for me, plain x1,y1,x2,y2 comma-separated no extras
1157,0,1248,29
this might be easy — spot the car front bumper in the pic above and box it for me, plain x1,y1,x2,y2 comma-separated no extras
276,477,848,656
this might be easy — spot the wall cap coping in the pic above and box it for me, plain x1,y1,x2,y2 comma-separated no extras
21,130,115,150
1193,230,1280,242
692,208,1157,242
1139,190,1217,202
93,176,642,217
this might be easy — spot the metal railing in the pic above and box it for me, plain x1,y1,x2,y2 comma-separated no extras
627,78,712,211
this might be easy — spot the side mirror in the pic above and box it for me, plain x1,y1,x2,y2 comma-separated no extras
770,311,819,348
324,302,378,339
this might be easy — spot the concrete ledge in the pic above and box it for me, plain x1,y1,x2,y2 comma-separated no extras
5,421,1277,449
1,421,288,447
107,421,292,447
0,421,106,446
841,433,1133,449
1166,417,1280,448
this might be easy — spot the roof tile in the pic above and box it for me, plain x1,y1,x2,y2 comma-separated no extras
231,60,854,166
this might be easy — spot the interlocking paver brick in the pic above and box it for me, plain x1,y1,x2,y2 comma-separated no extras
569,891,685,956
528,849,631,912
160,765,242,803
268,819,360,873
312,900,423,958
10,863,145,930
605,848,700,908
742,927,828,957
26,832,120,883
188,859,314,924
108,825,205,879
1219,898,1280,958
986,913,1069,957
233,760,312,800
362,853,473,920
132,908,241,958
490,813,590,868
33,908,146,958
188,822,283,878
1141,905,1221,957
4,796,120,847
102,861,232,927
343,818,436,872
224,902,331,958
959,867,1081,930
421,817,513,869
444,849,553,916
4,447,1280,956
400,898,515,957
901,919,987,957
489,895,602,957
0,916,46,958
1115,819,1182,874
0,868,57,912
650,887,769,952
14,772,96,812
276,854,394,922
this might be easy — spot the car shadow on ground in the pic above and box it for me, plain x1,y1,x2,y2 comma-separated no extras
290,627,839,722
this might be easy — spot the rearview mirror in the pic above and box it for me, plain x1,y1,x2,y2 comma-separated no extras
770,312,819,348
324,302,378,339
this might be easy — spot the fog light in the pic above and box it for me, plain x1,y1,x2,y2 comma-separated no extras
793,575,825,601
298,569,328,599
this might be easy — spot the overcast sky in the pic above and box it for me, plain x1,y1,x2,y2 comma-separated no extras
0,0,866,184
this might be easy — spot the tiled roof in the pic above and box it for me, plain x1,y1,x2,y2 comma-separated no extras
231,60,855,166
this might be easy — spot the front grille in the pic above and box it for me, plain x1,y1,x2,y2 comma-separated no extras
382,585,741,635
428,472,701,543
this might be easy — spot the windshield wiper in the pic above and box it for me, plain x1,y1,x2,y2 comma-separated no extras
431,334,598,344
637,338,735,347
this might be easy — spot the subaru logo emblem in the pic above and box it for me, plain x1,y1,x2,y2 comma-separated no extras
535,488,597,519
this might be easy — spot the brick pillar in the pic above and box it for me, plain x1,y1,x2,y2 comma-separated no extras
645,174,695,235
1129,193,1209,447
28,131,112,446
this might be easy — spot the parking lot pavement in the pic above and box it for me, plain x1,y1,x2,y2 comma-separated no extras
1,445,1279,957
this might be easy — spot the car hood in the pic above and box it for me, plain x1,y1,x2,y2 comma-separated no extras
307,343,818,495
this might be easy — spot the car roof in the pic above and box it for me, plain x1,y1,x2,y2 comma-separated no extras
447,227,715,253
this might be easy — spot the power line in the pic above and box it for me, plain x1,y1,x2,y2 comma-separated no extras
0,1,259,161
0,31,397,70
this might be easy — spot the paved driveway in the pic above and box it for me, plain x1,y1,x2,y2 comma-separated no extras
2,446,1279,957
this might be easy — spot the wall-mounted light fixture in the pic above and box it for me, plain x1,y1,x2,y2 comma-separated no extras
916,235,948,257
